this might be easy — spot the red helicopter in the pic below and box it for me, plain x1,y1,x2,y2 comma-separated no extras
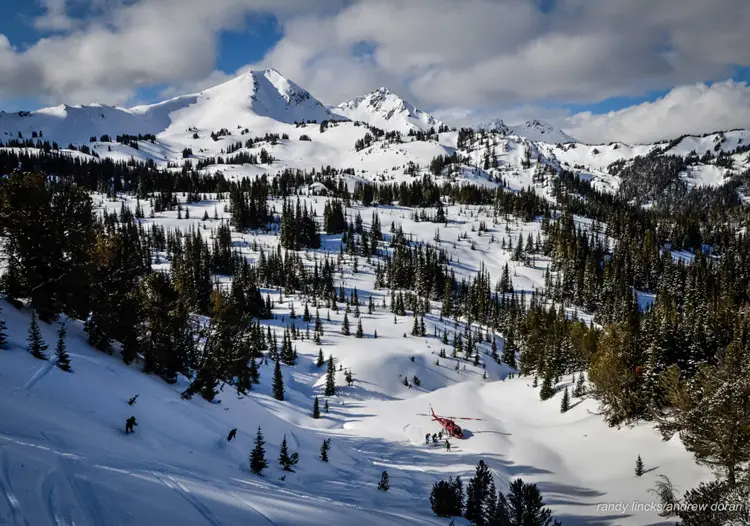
418,407,483,439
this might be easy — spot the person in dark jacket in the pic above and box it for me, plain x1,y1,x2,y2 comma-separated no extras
227,428,237,442
125,416,138,434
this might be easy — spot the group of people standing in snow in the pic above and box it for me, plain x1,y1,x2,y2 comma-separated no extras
425,432,451,450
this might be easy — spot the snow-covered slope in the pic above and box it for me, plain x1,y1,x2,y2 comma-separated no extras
132,68,344,133
2,70,750,196
476,118,511,135
333,88,443,133
0,69,341,146
0,192,712,525
510,120,578,144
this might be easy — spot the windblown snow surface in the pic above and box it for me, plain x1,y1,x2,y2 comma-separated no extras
0,194,710,526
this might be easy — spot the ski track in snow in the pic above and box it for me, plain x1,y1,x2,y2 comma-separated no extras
0,448,30,526
154,473,223,526
226,491,276,526
22,361,55,392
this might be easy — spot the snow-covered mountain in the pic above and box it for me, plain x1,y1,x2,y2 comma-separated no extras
2,69,750,195
476,118,511,134
0,69,342,145
333,87,443,134
475,118,577,144
509,120,578,144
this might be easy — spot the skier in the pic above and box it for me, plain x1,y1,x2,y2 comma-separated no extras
425,433,431,444
438,431,443,440
128,394,139,406
445,439,451,452
125,416,138,434
432,433,438,444
227,428,237,442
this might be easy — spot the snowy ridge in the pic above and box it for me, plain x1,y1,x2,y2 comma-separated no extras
2,70,750,194
509,120,578,144
333,87,443,133
476,118,511,135
0,69,342,145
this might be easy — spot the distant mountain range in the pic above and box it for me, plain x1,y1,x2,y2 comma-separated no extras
1,68,748,196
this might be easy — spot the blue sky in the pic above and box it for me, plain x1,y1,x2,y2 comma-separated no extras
1,0,749,143
0,1,282,111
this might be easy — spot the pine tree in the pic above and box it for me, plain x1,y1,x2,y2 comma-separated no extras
465,460,494,524
342,312,350,336
430,477,464,518
278,435,299,472
54,322,72,372
377,470,390,491
313,396,320,419
27,310,48,360
539,372,555,401
635,455,644,476
355,319,364,338
0,305,8,348
324,355,336,396
411,314,419,336
573,372,586,397
316,348,325,367
320,438,331,462
249,427,268,475
560,386,570,413
420,316,426,337
273,359,285,401
502,478,561,526
249,357,260,384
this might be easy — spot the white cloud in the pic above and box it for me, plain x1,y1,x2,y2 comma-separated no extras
1,0,750,148
564,80,750,144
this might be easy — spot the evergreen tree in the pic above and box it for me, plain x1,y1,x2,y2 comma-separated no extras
316,348,325,367
659,338,750,486
320,438,331,462
249,357,260,385
502,335,517,369
411,314,419,336
27,310,48,360
465,460,494,525
539,371,555,401
342,312,350,336
324,355,336,396
273,359,285,401
377,471,390,491
430,477,464,518
560,386,570,413
502,478,561,526
313,396,320,419
54,322,72,372
573,373,586,397
0,305,8,349
355,319,364,338
249,427,268,475
278,434,299,472
635,455,644,477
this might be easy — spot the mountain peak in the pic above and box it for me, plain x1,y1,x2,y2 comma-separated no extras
477,118,510,134
510,120,578,144
334,88,442,133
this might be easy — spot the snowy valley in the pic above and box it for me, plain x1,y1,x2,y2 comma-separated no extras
0,68,748,526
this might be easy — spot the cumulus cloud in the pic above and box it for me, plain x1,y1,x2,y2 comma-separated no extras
2,0,750,145
564,80,750,144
